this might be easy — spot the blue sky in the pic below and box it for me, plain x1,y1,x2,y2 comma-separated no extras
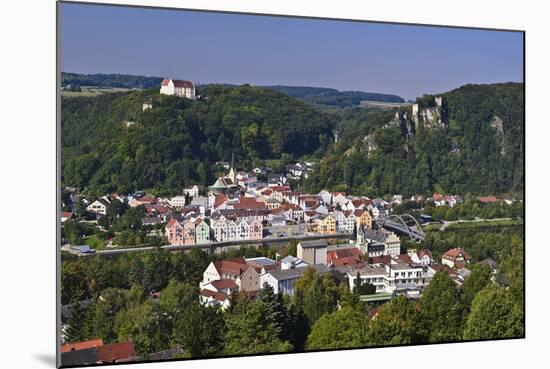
60,3,523,100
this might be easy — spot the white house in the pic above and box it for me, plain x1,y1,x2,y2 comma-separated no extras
169,195,186,209
86,199,109,215
183,185,200,198
159,79,196,99
318,190,332,205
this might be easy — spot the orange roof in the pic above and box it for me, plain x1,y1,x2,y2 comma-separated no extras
210,279,239,290
327,248,362,262
442,247,470,260
201,289,228,301
478,196,498,203
214,193,228,209
214,257,248,275
97,342,137,363
61,339,103,353
166,217,179,228
233,197,266,210
432,192,444,201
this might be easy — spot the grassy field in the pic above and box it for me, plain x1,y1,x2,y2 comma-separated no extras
61,86,134,97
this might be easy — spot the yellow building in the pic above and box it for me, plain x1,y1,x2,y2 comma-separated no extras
318,214,336,234
355,209,372,229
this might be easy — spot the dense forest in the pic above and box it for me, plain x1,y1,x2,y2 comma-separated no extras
61,84,333,197
61,72,163,89
262,85,405,107
61,81,524,198
304,83,524,197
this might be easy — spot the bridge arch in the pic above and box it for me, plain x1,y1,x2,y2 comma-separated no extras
378,214,425,241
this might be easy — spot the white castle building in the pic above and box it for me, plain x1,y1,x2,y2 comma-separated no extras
160,78,196,99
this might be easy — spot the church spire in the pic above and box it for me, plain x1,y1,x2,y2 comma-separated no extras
228,151,236,184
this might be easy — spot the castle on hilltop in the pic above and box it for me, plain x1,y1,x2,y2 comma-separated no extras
160,78,196,99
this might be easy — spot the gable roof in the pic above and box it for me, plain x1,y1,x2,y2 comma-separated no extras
233,197,266,210
442,248,470,260
214,257,248,275
162,79,194,88
210,279,239,290
201,289,228,301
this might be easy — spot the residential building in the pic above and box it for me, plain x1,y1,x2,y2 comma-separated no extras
159,78,196,98
195,219,211,244
280,255,308,270
168,195,186,209
183,185,201,197
297,240,328,266
441,248,471,269
347,259,428,294
260,264,331,296
86,199,109,215
317,214,336,234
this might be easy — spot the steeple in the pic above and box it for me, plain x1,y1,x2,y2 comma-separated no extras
228,151,237,184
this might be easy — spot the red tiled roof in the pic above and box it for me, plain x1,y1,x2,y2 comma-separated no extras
331,257,364,268
61,211,74,218
327,248,362,262
201,289,228,301
433,192,444,201
210,279,239,290
442,247,470,260
233,197,266,210
162,79,194,88
166,217,179,228
478,196,498,203
332,192,346,197
369,255,391,265
214,193,228,209
61,339,103,353
97,342,137,363
214,257,248,275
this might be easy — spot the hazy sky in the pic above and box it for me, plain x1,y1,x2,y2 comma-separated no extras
60,3,523,100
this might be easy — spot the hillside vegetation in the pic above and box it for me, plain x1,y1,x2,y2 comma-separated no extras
61,84,333,196
262,85,405,108
304,83,524,197
61,82,524,198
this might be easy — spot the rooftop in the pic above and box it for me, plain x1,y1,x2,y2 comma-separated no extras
268,264,330,281
298,240,328,249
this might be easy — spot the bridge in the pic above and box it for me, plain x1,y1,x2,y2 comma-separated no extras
374,214,425,241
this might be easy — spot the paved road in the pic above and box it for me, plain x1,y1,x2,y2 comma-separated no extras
73,232,353,257
438,217,514,231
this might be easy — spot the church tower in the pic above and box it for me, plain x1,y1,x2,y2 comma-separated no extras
227,151,237,184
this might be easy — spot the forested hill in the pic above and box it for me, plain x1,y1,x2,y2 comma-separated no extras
61,84,333,196
61,72,163,89
305,82,524,197
61,81,524,198
261,85,405,107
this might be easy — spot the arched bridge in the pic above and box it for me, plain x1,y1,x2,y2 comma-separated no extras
374,214,425,241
